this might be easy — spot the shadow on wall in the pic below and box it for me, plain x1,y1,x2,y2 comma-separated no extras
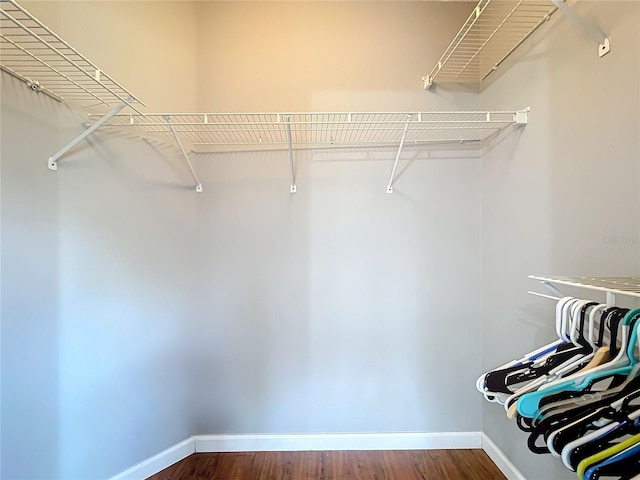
1,75,63,477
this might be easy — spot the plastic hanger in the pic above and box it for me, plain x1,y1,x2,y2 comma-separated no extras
502,301,601,414
583,443,640,479
566,407,640,471
476,297,578,401
529,308,630,421
577,432,640,479
517,308,640,419
524,367,640,456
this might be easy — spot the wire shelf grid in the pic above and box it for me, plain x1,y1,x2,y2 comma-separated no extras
97,110,524,148
530,276,640,300
0,0,143,112
425,0,558,87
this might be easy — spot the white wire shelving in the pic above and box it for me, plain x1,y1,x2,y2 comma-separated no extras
0,0,532,194
423,0,559,89
97,110,528,148
94,109,528,193
423,0,611,90
529,276,640,306
0,0,143,112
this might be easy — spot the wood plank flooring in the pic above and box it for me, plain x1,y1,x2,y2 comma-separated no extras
147,450,507,480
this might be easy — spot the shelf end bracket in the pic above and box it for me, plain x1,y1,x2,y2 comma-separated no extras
164,116,203,193
515,107,529,126
48,96,133,171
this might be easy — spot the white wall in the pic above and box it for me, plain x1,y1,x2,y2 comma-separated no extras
21,0,199,112
1,2,486,479
479,2,640,479
187,145,482,435
1,76,199,479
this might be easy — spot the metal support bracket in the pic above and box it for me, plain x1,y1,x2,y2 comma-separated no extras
164,116,203,193
284,114,296,194
527,280,565,302
540,281,566,299
386,114,413,193
551,0,610,57
48,96,133,170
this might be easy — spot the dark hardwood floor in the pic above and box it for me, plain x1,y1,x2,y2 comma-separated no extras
147,450,507,480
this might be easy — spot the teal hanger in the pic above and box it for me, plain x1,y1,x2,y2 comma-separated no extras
517,308,640,419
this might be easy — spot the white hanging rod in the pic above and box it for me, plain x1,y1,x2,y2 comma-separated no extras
527,291,562,301
0,0,144,112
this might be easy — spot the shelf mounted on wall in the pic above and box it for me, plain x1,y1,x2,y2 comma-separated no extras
1,0,532,195
97,108,529,194
0,0,144,170
528,275,640,307
423,0,610,91
423,0,559,90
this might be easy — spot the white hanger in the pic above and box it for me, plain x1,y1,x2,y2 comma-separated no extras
475,296,576,399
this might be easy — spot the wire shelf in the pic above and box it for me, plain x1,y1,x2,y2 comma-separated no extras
95,110,527,148
0,0,143,112
424,0,558,88
530,276,640,300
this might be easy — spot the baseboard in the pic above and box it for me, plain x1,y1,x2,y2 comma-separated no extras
107,437,195,480
194,431,482,452
481,433,527,480
107,431,485,480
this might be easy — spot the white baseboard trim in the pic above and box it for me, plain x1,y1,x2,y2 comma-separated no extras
107,432,486,480
108,437,195,480
481,433,526,480
194,431,482,452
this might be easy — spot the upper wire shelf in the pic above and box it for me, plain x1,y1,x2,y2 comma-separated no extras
530,276,640,301
0,0,143,112
424,0,558,89
95,110,528,149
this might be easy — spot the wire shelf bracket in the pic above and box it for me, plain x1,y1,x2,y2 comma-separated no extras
528,276,640,307
550,0,610,57
48,96,133,171
386,114,413,194
284,115,297,194
164,116,203,193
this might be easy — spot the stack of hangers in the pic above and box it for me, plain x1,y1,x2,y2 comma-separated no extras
478,297,640,480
